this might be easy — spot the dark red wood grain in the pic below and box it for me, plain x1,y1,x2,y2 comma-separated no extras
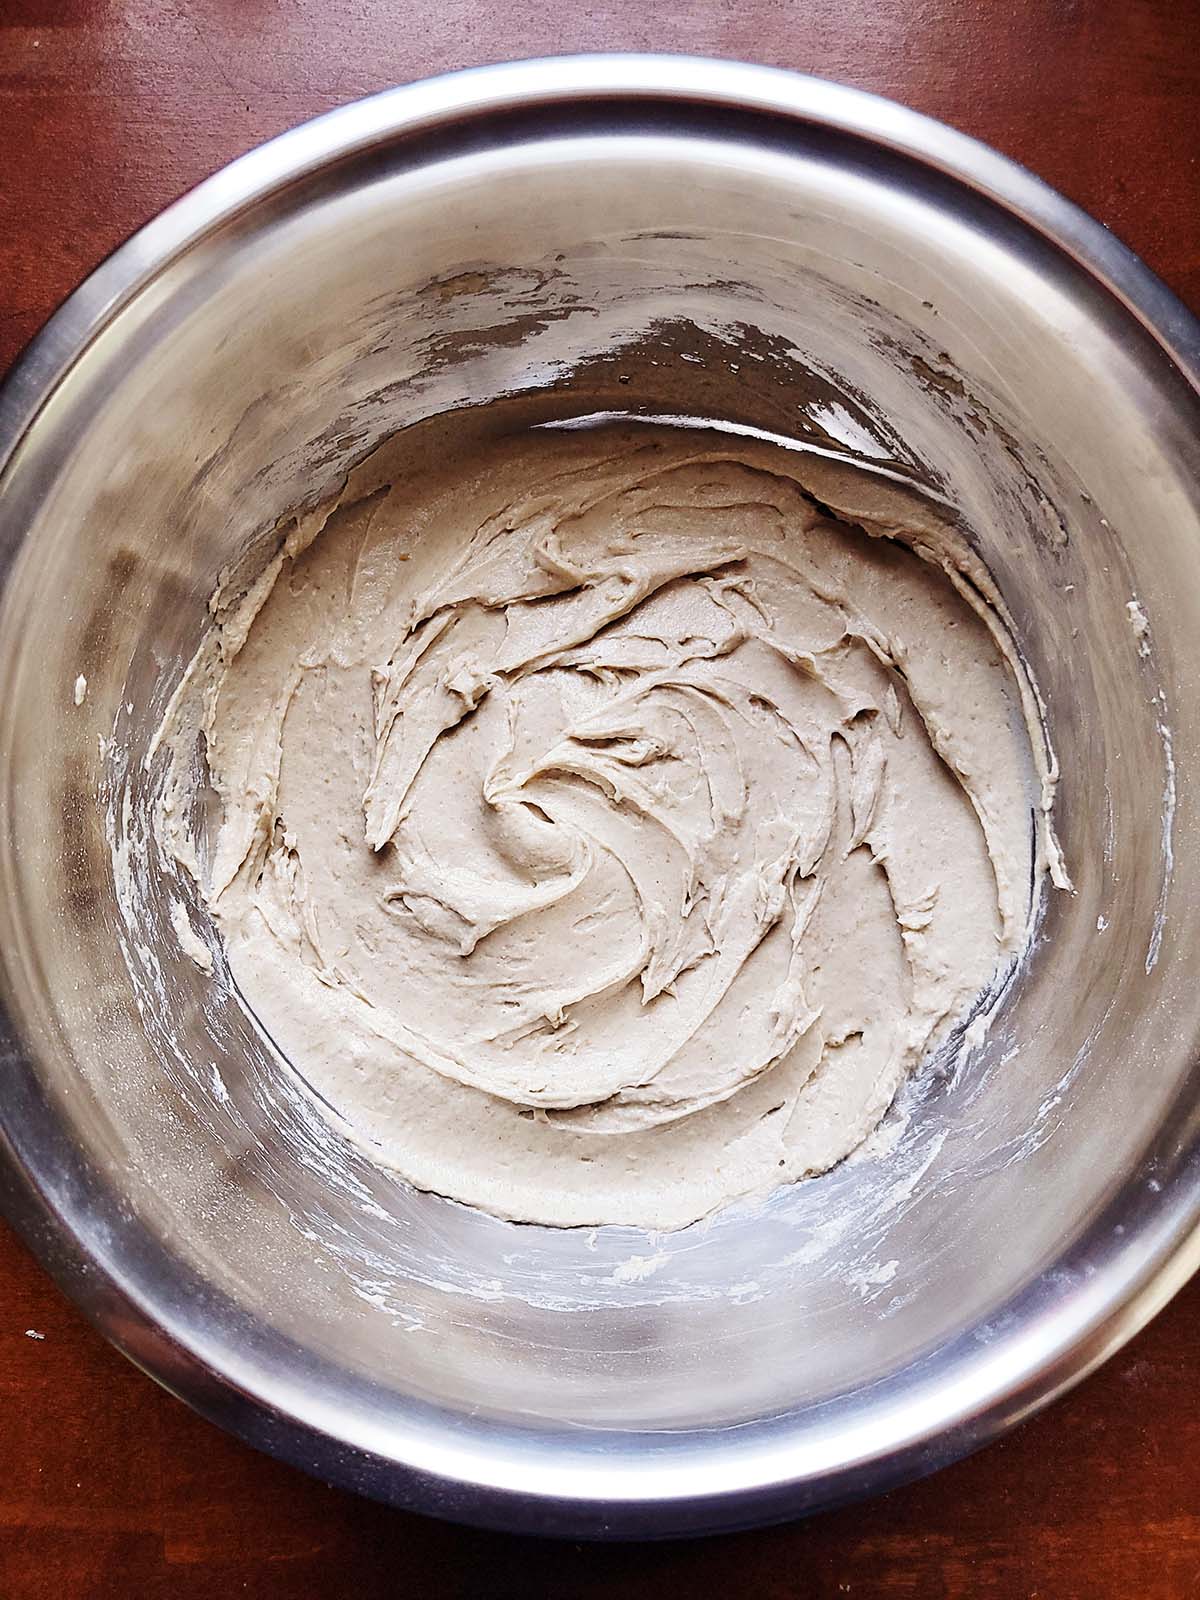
2,3,1199,1595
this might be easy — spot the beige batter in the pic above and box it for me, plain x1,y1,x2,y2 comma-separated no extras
159,416,1060,1229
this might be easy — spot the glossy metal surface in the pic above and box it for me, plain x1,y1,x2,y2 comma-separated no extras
0,57,1198,1539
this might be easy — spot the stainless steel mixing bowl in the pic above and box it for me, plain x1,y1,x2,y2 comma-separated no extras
1,56,1198,1539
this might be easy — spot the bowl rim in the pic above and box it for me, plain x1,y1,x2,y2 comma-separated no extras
1,53,1199,1539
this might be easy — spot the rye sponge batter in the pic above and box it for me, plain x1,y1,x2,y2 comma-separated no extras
160,417,1060,1229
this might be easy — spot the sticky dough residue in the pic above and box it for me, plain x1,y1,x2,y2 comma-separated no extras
156,420,1062,1229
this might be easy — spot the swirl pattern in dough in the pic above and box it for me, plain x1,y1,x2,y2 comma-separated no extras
163,420,1051,1228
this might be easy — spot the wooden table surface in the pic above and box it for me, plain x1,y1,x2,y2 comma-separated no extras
2,2,1199,1595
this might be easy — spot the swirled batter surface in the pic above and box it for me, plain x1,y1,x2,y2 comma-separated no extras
166,418,1053,1228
